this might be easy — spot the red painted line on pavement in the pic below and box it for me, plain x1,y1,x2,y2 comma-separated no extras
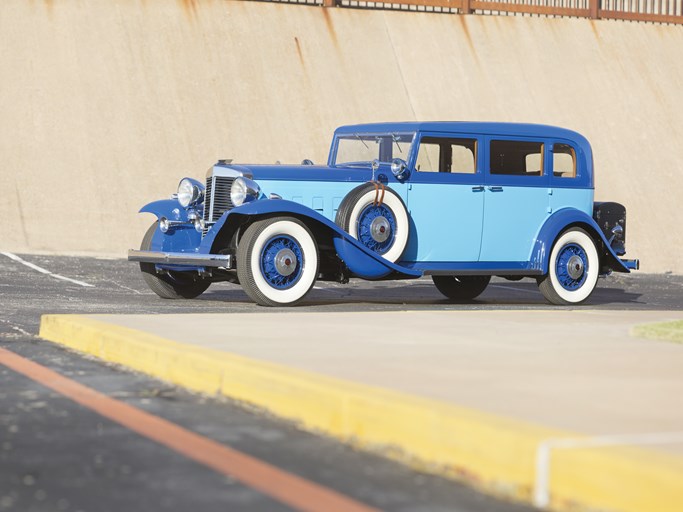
0,347,379,512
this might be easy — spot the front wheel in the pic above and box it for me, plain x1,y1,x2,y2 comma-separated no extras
537,228,600,305
237,217,319,307
432,275,491,301
139,223,211,299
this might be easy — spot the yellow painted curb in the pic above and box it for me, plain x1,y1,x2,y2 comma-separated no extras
39,314,683,512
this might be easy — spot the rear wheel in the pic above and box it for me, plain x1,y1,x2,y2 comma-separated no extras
537,228,600,305
237,217,319,307
139,223,211,299
432,275,491,301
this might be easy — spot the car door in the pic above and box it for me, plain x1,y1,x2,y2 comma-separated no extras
479,136,551,263
403,133,485,263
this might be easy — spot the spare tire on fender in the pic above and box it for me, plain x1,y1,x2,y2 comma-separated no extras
334,182,409,263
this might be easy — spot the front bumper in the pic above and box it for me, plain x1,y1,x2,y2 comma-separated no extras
128,250,234,268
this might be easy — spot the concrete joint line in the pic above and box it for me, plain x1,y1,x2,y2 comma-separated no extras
533,431,683,508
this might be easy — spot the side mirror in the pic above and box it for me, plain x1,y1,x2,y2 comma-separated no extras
391,158,410,181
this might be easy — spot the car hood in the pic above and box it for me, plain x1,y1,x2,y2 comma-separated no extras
216,162,394,183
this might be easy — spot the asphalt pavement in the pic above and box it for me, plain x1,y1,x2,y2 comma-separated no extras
1,253,681,512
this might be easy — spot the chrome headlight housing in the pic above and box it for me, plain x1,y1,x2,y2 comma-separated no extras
177,178,204,208
230,177,261,207
391,158,409,181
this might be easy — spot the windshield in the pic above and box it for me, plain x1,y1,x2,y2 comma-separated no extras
333,132,415,167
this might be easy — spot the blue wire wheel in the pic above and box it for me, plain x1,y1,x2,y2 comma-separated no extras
355,204,397,255
538,228,599,305
555,243,588,291
259,235,304,290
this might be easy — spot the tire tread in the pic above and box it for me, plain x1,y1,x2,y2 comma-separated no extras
139,223,210,299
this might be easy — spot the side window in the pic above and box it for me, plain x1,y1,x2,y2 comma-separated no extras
416,137,476,174
451,143,476,173
553,143,576,178
490,140,544,176
415,140,441,173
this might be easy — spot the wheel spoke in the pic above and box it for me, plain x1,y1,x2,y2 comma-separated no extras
356,204,396,255
555,243,588,291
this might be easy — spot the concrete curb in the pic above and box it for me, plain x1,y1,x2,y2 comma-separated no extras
39,314,683,512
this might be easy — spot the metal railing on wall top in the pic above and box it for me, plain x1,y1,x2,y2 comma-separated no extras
257,0,683,24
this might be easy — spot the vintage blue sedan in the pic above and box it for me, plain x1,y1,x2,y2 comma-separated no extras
128,122,638,306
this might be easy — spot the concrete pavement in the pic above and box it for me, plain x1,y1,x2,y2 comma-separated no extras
84,309,683,439
39,309,683,512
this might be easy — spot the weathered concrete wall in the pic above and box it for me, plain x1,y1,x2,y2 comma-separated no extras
1,0,681,272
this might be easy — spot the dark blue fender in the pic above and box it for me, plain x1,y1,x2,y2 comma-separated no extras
531,208,630,273
201,200,422,280
139,199,202,254
139,199,188,221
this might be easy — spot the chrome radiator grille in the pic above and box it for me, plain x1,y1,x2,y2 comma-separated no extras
203,176,235,235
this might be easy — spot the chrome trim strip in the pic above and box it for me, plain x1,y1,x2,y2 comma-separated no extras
208,175,216,223
128,250,233,268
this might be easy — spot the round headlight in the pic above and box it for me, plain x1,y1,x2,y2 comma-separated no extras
177,178,202,208
230,177,261,207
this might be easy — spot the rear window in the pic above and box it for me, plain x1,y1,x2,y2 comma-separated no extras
490,140,544,176
553,143,576,178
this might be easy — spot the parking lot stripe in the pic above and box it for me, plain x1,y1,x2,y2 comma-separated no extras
0,347,379,512
1,252,94,287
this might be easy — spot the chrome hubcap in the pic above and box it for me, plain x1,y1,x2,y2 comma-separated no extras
566,254,585,280
274,248,297,277
370,216,391,243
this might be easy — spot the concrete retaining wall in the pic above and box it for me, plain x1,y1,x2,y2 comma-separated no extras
1,0,681,273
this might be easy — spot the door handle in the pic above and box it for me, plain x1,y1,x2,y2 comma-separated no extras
471,185,484,192
487,186,504,192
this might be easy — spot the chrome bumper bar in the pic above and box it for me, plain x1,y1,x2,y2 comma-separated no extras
128,250,233,268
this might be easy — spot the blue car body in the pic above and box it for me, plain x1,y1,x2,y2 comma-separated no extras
130,122,638,305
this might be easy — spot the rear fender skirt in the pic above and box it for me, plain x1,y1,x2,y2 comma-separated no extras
202,200,422,280
532,208,629,274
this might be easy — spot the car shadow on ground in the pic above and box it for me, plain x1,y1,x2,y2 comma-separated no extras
194,278,651,310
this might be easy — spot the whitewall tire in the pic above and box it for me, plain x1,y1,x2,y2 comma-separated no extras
237,217,319,307
538,228,600,305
